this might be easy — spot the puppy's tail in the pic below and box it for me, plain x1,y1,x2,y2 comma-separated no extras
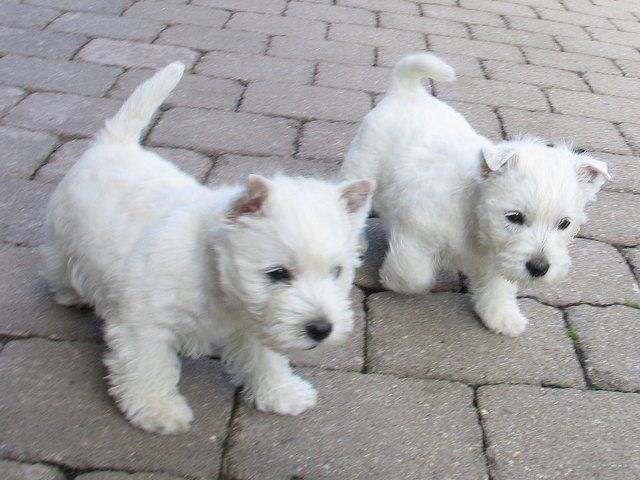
389,53,456,95
98,62,185,145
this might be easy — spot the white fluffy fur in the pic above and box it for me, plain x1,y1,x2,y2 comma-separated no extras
43,63,373,434
342,53,610,336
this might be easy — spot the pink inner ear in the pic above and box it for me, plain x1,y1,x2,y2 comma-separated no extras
237,197,263,215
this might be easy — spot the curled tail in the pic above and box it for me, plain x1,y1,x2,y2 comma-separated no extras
389,53,456,95
98,62,185,145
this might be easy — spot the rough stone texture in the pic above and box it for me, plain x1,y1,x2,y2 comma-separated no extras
625,247,640,282
524,47,620,74
150,147,213,183
49,11,165,41
368,293,584,387
380,12,468,37
23,0,134,15
76,473,184,480
0,460,65,480
227,11,327,40
556,36,640,62
596,152,640,193
0,339,234,479
316,62,391,93
124,0,230,27
0,29,88,60
580,191,640,246
430,35,524,62
286,2,376,26
338,0,419,14
269,35,375,66
191,0,285,14
0,85,25,117
484,60,589,91
471,24,559,50
507,15,590,38
158,24,267,54
224,370,486,480
568,305,640,392
585,72,640,99
35,139,90,184
619,122,640,155
421,4,505,26
298,120,359,161
328,23,426,50
0,3,61,29
478,385,640,479
548,88,640,123
449,101,503,141
523,238,640,306
78,39,199,69
0,126,57,179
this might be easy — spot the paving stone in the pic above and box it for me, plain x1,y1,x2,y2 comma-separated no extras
484,60,588,91
524,47,620,74
196,51,314,83
290,288,365,371
579,191,640,246
241,82,371,122
0,245,101,340
191,0,286,13
224,370,486,479
4,92,120,137
611,18,640,33
35,139,89,184
507,15,590,38
227,12,326,40
478,384,640,479
0,29,88,60
587,26,640,48
110,69,242,111
285,2,376,26
150,148,213,183
502,0,563,8
0,177,55,246
338,0,420,14
78,38,198,69
421,4,505,27
124,1,229,28
620,122,640,154
150,108,298,156
0,126,57,180
0,339,234,479
536,6,615,28
568,305,640,392
379,11,469,37
436,77,548,111
585,72,640,99
368,293,584,386
616,59,640,78
0,55,121,96
206,154,337,186
430,35,524,62
48,11,164,42
0,460,64,480
158,24,267,54
0,3,61,29
269,35,375,66
328,23,426,49
564,0,635,20
625,247,640,282
470,24,559,50
298,120,359,161
548,88,640,123
23,0,134,15
446,100,502,141
76,473,184,480
555,36,640,61
596,153,640,194
460,0,536,17
0,85,25,117
498,108,631,155
523,238,640,306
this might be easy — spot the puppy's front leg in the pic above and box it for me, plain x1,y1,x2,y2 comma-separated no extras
469,270,528,336
223,332,317,416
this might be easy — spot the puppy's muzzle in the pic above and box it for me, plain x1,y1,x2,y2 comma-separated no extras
526,257,550,278
305,319,332,342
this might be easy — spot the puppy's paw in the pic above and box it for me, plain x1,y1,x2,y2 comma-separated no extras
125,394,194,435
254,375,318,416
479,307,528,337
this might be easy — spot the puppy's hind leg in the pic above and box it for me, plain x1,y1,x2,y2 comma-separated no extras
40,244,83,307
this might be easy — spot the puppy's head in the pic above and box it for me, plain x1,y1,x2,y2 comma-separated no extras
475,138,609,284
216,175,374,352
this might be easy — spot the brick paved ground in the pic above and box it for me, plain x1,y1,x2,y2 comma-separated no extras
1,0,639,478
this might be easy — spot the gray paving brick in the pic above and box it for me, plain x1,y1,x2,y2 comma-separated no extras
298,120,359,160
523,238,640,306
227,12,326,40
536,6,615,28
507,15,590,38
379,12,469,37
564,0,636,20
460,0,536,17
470,24,559,50
596,153,640,194
436,77,548,110
448,100,503,141
35,138,89,184
568,305,640,392
150,107,298,156
368,293,584,386
124,1,229,28
617,59,640,78
0,126,57,179
225,370,486,479
269,35,375,66
23,0,134,15
196,51,314,83
556,36,640,61
0,339,234,479
611,18,640,33
619,122,640,154
579,191,640,246
150,147,213,183
588,26,640,47
429,35,524,62
478,385,640,479
0,245,100,340
548,88,640,123
158,24,267,54
241,82,371,122
316,62,390,93
595,0,640,15
0,55,121,96
498,107,631,155
338,0,420,14
77,38,198,69
4,92,120,137
0,85,25,117
524,47,620,74
48,11,164,42
286,2,376,26
76,473,184,480
585,72,640,99
421,4,505,26
0,177,55,246
624,247,640,282
503,0,563,8
329,23,425,50
484,60,588,91
191,0,286,14
0,460,64,480
110,68,242,111
0,3,61,29
0,29,88,60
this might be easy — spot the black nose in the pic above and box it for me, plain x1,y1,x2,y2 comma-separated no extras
526,258,550,277
305,319,332,342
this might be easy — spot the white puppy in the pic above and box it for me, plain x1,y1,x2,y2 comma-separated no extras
43,63,373,434
342,53,609,336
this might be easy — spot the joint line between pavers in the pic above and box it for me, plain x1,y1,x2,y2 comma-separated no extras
217,387,242,480
472,386,495,480
561,308,595,389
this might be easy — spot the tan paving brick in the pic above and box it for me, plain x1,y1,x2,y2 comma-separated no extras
48,11,164,41
536,6,616,28
619,122,640,154
23,0,134,15
429,35,524,62
484,60,588,91
564,0,636,20
460,0,536,17
580,191,640,246
379,12,469,37
269,35,375,66
191,0,286,14
76,473,183,480
124,1,230,27
0,85,25,117
436,77,548,110
0,461,64,480
328,23,426,49
587,26,640,47
0,29,88,60
421,4,505,26
448,100,503,141
524,47,620,74
285,2,376,26
227,11,327,40
596,152,640,194
547,88,640,123
158,24,267,54
298,120,359,161
0,126,57,180
616,59,640,78
0,3,61,29
610,18,640,33
624,247,640,282
502,0,563,8
470,24,559,50
338,0,420,14
316,62,391,93
584,72,640,99
506,15,590,38
555,36,640,61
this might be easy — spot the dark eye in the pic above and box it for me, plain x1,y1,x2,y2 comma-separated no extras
266,266,291,282
505,211,525,225
558,218,571,230
332,266,343,279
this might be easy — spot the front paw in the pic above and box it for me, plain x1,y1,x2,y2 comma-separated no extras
475,303,528,337
254,375,318,416
123,394,194,435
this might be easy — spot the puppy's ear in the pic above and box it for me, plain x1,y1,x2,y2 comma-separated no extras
573,154,610,200
339,179,375,217
224,174,271,223
481,145,517,176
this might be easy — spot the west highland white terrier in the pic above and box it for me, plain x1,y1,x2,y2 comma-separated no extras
341,53,609,336
43,63,373,434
